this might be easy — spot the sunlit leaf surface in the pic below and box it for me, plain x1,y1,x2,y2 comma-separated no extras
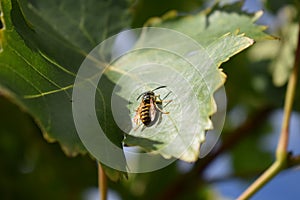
0,0,272,170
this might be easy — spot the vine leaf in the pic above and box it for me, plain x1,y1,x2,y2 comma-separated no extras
107,9,275,162
248,17,297,86
0,0,130,180
0,0,275,174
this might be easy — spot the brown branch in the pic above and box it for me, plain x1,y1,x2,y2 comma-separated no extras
158,106,274,200
98,163,107,200
287,154,300,168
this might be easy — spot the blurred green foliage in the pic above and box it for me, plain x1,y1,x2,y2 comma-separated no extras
0,96,97,199
1,0,300,199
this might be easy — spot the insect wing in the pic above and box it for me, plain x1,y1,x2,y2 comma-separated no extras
133,103,142,125
149,98,157,121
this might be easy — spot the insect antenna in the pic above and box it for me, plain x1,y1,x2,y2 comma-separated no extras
136,92,146,100
136,86,167,100
162,91,172,100
152,85,167,92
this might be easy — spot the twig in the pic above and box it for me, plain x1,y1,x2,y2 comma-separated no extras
206,154,300,184
158,106,274,200
98,162,107,200
237,21,300,200
288,154,300,167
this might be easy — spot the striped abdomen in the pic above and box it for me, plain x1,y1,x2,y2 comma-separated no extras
140,103,151,125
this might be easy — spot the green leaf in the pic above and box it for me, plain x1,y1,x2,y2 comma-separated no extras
0,0,130,180
103,7,273,162
146,9,275,45
0,95,99,199
0,0,273,170
112,36,220,162
248,6,298,86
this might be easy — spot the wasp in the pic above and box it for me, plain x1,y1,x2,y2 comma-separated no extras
134,86,171,127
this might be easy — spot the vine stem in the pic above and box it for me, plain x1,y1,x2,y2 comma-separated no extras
237,22,300,200
98,162,107,200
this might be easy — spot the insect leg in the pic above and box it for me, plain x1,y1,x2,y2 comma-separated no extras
155,96,172,105
155,95,172,103
134,124,142,131
133,118,144,131
154,103,169,114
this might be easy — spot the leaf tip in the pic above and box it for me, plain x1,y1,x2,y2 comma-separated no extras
252,10,264,22
42,130,86,157
145,17,162,26
145,10,178,26
248,37,255,45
